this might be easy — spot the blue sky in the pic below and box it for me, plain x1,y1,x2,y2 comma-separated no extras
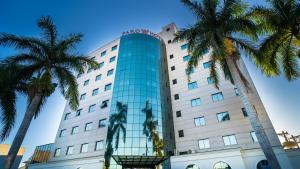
0,0,299,167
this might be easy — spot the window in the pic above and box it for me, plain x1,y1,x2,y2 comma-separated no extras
257,160,270,169
111,45,118,51
99,119,106,128
71,126,79,134
80,93,86,100
107,69,114,76
172,79,177,85
181,43,188,50
95,74,102,81
98,62,104,69
234,88,240,96
183,55,191,62
80,143,89,153
217,111,230,122
185,67,195,75
211,92,224,102
242,108,248,117
92,88,99,96
83,80,89,86
223,135,237,146
89,104,96,112
178,130,184,137
76,109,82,116
194,117,205,126
169,54,174,59
95,141,104,150
186,164,200,169
191,98,201,107
87,67,93,73
110,56,116,62
250,131,258,142
105,83,112,91
85,122,93,131
203,61,212,69
101,50,106,56
176,111,181,117
54,148,61,157
64,113,71,120
101,100,109,108
167,40,172,44
59,129,66,137
66,146,74,155
188,81,198,90
174,94,179,100
166,28,170,31
207,77,215,84
77,73,83,78
213,162,231,169
171,66,175,71
198,139,210,149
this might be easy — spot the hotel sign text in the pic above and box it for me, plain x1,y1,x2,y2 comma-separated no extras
122,29,161,40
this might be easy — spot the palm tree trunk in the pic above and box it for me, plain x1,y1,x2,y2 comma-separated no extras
4,94,42,169
226,57,282,169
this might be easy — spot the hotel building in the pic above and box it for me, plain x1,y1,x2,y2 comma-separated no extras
28,23,294,169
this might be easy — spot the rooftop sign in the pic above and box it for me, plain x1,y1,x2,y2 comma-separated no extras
122,29,161,40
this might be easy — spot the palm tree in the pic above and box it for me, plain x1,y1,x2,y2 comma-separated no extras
0,16,98,169
104,101,127,168
174,0,282,169
252,0,300,81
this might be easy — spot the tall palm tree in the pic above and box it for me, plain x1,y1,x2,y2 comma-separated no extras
0,16,97,169
252,0,300,81
174,0,282,169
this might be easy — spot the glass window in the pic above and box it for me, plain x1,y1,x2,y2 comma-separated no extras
207,76,215,84
223,135,237,146
178,130,184,137
111,45,118,51
99,119,106,128
242,108,248,117
185,67,195,75
203,61,212,69
191,98,201,107
181,43,188,50
95,141,104,151
80,143,89,153
176,111,181,117
198,139,210,149
217,111,230,122
98,62,104,69
194,117,205,126
107,69,114,76
251,131,258,142
104,83,112,91
87,67,93,73
76,109,82,116
95,74,102,81
59,129,66,137
64,112,71,120
213,162,231,169
66,146,74,155
77,73,83,78
83,80,89,86
92,88,99,96
212,92,224,102
101,50,106,56
170,54,174,59
174,94,179,100
171,66,175,71
167,40,172,44
80,93,86,100
234,88,240,96
71,126,79,135
88,104,96,112
183,55,191,62
188,81,198,90
54,148,61,157
110,56,116,62
85,122,93,131
257,160,270,169
101,100,109,108
172,79,177,84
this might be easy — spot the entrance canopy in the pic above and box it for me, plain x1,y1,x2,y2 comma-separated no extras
112,155,168,168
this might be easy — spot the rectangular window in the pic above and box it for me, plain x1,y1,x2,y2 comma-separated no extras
207,77,215,84
66,146,74,155
85,122,93,131
71,126,79,134
95,141,104,151
191,98,201,107
99,119,106,128
59,129,66,137
111,45,118,51
88,104,96,112
178,130,184,137
203,61,212,69
217,111,230,122
76,109,82,116
188,81,198,90
109,56,116,62
54,148,61,157
183,55,191,62
174,94,179,100
107,69,114,76
95,74,102,81
77,73,83,78
242,108,248,117
198,139,210,149
101,100,109,108
172,79,177,85
80,93,86,100
171,66,175,71
105,83,112,91
250,131,258,142
101,50,106,56
92,88,99,96
194,117,205,126
176,111,181,117
98,62,104,69
223,135,237,146
185,67,195,75
64,112,71,120
234,88,240,96
181,43,188,50
169,54,174,59
83,80,89,86
87,67,93,73
211,92,224,102
80,143,89,153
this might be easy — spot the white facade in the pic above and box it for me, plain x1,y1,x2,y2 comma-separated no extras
29,23,295,169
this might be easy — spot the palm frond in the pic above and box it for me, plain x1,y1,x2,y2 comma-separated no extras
0,90,16,141
37,16,57,46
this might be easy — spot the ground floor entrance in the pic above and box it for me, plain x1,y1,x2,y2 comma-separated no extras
112,155,168,169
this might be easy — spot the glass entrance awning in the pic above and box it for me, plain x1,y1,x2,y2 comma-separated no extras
112,155,168,169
